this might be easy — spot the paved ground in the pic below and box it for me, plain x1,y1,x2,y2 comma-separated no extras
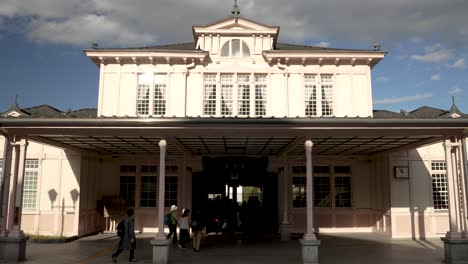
13,233,445,264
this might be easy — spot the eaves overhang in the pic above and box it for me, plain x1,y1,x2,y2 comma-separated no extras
84,49,209,65
2,117,466,156
1,117,467,130
263,50,386,67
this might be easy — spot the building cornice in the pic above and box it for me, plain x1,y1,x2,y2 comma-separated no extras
263,51,386,67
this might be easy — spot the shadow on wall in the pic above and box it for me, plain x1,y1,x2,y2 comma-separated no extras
47,188,80,237
392,148,446,240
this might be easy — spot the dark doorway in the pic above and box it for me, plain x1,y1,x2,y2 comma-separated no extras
192,157,278,238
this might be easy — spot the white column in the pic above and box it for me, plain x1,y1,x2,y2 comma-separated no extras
6,144,19,233
0,143,12,236
156,140,167,238
456,137,468,236
304,140,316,240
281,154,289,224
444,138,462,239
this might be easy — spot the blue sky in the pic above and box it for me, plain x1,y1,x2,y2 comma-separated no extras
0,0,467,114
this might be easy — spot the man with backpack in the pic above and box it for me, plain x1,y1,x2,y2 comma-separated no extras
165,205,179,245
112,208,137,262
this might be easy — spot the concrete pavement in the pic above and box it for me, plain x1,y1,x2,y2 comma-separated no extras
9,233,445,264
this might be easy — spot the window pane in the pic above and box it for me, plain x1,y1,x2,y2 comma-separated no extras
232,39,241,56
23,159,39,210
321,75,333,116
154,74,166,115
221,74,233,115
221,41,230,56
120,175,136,207
314,176,330,207
431,161,448,210
254,74,267,116
141,175,157,208
242,42,250,57
305,75,317,116
204,74,217,116
335,176,352,208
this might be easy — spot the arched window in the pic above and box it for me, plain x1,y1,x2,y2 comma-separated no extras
221,39,250,57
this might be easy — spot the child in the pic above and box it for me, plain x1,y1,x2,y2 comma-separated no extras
178,209,190,248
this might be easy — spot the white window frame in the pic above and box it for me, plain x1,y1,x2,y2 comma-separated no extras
431,161,448,211
221,39,251,57
23,159,39,210
202,73,268,117
304,74,334,117
136,73,168,116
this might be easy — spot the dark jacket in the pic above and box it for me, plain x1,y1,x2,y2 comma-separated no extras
118,216,136,250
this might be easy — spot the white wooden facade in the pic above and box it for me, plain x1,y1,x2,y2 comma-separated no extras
1,15,467,243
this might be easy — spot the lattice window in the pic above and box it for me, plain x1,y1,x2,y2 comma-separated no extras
237,74,250,116
431,161,448,210
292,166,306,208
137,74,151,115
321,75,334,116
254,74,267,116
314,166,330,207
120,165,136,207
221,74,234,116
23,159,39,210
140,165,158,208
334,166,352,208
153,74,166,115
305,75,317,116
204,74,217,116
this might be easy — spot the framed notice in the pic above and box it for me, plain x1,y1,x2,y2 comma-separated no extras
394,166,409,179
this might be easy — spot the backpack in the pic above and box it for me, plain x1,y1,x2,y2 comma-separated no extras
117,220,125,238
164,213,172,225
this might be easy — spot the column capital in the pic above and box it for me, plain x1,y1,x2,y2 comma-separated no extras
159,139,167,148
304,140,313,150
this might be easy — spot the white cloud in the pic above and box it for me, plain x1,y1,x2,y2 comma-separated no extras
1,0,468,48
424,43,441,52
374,93,433,105
449,86,462,95
314,41,330,48
27,14,157,46
411,49,453,63
450,58,466,69
376,76,388,82
431,74,441,81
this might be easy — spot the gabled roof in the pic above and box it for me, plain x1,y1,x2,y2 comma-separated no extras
192,16,279,32
373,106,465,119
111,42,374,54
65,108,98,118
22,105,64,117
406,106,448,118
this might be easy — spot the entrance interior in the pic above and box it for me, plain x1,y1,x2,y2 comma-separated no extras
192,156,278,236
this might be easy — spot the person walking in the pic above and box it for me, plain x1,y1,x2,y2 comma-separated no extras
112,208,137,262
178,209,190,248
166,205,179,245
191,209,206,252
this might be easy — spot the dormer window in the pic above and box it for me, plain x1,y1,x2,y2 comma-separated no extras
221,39,250,57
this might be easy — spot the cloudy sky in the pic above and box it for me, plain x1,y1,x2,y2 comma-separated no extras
1,0,467,114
